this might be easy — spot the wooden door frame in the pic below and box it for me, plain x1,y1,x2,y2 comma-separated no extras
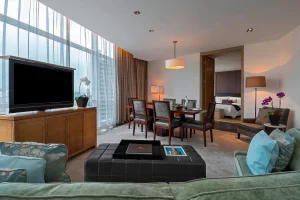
200,46,244,120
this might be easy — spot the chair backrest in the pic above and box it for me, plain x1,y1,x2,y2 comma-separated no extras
163,98,176,108
257,107,290,125
132,100,147,119
181,99,197,109
128,97,138,106
153,101,171,122
206,102,216,123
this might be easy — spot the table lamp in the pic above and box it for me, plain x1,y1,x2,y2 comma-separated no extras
151,86,164,100
246,76,266,117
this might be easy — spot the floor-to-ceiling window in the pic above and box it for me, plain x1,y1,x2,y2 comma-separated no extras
0,0,116,131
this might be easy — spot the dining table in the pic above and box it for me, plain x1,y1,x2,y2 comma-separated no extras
126,103,204,137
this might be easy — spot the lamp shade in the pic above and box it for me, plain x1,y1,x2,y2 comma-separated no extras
246,76,266,88
165,58,185,69
151,86,164,93
151,86,159,93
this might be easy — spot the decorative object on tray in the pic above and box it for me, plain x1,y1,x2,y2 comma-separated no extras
75,77,90,107
126,143,152,155
184,96,189,109
261,92,286,126
164,146,187,156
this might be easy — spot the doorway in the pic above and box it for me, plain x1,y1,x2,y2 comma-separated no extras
200,46,244,127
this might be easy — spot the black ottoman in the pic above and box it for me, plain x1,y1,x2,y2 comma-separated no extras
84,144,206,182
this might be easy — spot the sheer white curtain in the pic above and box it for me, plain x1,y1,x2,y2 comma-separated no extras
0,0,117,130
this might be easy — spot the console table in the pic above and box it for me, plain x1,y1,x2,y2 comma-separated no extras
0,107,97,159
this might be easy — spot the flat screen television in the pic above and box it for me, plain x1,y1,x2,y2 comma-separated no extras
9,58,74,113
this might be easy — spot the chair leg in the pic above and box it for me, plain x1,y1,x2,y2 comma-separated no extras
128,118,131,129
133,121,136,136
203,130,207,147
153,125,156,141
190,129,192,138
237,133,240,139
145,124,148,139
210,129,213,143
194,130,196,134
138,124,140,127
180,127,184,142
168,129,172,145
141,125,143,132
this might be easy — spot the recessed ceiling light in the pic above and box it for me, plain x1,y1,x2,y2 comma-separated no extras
149,30,154,32
134,11,141,15
247,28,254,32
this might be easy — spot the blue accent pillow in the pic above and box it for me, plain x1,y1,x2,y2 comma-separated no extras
270,129,295,172
0,155,46,183
0,142,70,183
0,168,27,183
247,130,279,175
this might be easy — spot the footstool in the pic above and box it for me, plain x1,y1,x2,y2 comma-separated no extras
84,144,206,183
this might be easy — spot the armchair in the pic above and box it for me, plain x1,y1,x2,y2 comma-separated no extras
237,107,290,139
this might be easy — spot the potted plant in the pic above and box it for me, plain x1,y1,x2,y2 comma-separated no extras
261,92,286,126
75,77,90,107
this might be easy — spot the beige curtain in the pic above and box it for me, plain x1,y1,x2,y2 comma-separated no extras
115,47,136,123
115,47,148,124
135,58,148,100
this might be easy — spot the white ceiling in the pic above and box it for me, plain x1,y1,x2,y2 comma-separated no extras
38,0,300,61
213,51,241,72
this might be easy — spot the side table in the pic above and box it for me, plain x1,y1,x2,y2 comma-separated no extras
264,123,286,134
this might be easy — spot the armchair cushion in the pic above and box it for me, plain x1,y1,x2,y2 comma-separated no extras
155,119,181,129
270,129,295,172
237,122,263,133
0,168,27,183
246,131,279,175
255,108,272,124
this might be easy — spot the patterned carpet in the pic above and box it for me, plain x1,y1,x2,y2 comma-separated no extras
67,124,250,182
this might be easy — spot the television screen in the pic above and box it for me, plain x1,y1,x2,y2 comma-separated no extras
9,58,74,113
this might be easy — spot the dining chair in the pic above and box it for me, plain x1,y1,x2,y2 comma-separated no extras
181,102,216,147
153,101,182,145
128,97,138,129
132,100,153,138
163,98,176,108
181,99,197,137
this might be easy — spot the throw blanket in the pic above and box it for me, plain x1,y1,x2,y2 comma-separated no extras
216,103,241,111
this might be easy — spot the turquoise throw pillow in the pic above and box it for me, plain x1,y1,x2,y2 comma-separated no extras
0,142,71,183
247,131,279,175
270,129,295,172
0,168,27,183
0,155,45,183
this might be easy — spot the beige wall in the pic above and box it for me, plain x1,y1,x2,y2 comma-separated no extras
148,53,201,108
147,25,300,128
244,25,300,128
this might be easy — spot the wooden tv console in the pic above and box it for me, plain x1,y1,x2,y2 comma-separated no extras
0,107,97,159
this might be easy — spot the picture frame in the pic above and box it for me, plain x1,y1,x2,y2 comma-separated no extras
163,146,187,156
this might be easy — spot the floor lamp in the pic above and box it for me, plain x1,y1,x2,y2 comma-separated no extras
246,76,266,118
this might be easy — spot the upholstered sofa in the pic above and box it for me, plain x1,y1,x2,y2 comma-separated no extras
0,171,300,199
237,107,290,139
234,128,300,176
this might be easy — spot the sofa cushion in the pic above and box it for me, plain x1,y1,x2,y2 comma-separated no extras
0,168,27,183
246,131,279,175
238,122,263,133
234,151,253,176
286,128,300,171
0,142,70,183
270,129,295,172
0,155,46,183
170,171,300,200
0,182,173,200
255,108,272,124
